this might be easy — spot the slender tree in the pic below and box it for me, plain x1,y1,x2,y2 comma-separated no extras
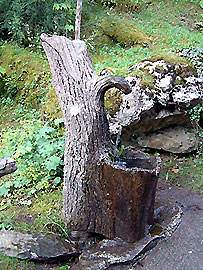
75,0,83,39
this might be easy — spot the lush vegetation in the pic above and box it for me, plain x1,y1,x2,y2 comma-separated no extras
0,0,202,268
0,115,65,201
0,0,76,46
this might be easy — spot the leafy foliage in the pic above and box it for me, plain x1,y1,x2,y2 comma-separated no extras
0,116,65,202
0,0,95,46
53,2,75,34
0,0,77,46
60,265,71,270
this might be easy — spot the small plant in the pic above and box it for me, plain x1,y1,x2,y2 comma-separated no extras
160,154,202,193
59,258,73,269
189,103,203,153
60,264,71,270
117,144,125,158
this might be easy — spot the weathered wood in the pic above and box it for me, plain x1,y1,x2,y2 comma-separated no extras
0,158,17,177
100,157,158,241
41,34,158,242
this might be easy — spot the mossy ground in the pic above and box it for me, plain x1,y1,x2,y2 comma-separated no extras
100,15,151,46
0,188,63,233
0,45,51,104
0,45,61,124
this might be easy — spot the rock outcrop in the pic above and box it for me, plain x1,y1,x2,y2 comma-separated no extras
108,57,203,153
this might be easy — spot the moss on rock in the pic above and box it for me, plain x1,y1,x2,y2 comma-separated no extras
133,70,156,90
101,16,151,46
148,52,196,72
104,88,123,116
129,51,198,91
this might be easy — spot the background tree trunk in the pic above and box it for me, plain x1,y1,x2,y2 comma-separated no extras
75,0,82,40
41,34,158,242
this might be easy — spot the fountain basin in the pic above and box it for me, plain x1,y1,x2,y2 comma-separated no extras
100,151,160,242
114,157,154,170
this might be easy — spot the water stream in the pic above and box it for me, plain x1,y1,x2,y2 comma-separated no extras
114,99,127,159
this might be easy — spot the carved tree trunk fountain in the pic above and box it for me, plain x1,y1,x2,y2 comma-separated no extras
41,34,159,242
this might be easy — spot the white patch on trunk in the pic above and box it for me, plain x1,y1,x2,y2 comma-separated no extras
70,105,81,116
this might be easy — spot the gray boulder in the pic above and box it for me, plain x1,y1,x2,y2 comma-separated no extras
137,127,198,154
108,59,202,153
70,203,182,270
0,230,79,261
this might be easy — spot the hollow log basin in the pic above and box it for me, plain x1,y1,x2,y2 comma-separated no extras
100,155,159,242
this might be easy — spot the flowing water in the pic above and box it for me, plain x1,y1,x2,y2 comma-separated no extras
114,99,127,158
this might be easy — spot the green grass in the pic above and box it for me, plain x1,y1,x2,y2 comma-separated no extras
0,252,36,270
0,188,73,269
160,153,203,194
0,186,70,267
89,0,203,75
0,188,63,233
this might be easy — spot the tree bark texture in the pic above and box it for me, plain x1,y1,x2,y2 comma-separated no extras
0,158,17,178
41,34,158,242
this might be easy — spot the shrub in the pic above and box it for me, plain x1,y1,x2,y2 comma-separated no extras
0,0,93,46
0,117,65,201
0,0,76,46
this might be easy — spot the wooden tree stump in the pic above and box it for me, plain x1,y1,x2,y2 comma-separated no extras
41,34,159,242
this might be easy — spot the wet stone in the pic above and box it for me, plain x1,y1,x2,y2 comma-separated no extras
71,203,182,270
70,236,160,270
0,231,80,261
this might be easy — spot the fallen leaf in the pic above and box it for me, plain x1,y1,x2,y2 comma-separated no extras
171,168,179,173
